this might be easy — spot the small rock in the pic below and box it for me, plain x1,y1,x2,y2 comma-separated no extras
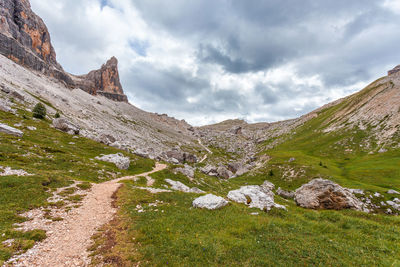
192,194,228,210
27,126,37,131
217,166,233,179
387,189,400,195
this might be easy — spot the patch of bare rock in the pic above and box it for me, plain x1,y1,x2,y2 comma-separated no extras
165,179,205,194
0,166,32,176
52,118,80,135
95,153,130,170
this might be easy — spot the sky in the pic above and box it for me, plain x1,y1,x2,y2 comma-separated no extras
30,0,400,126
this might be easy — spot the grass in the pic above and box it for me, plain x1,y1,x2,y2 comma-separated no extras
90,170,400,266
0,108,154,264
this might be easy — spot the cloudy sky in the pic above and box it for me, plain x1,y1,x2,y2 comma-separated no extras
30,0,400,126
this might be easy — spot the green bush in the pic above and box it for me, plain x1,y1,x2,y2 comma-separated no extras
54,112,60,118
32,103,46,119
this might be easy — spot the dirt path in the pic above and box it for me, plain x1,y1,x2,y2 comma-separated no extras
5,163,167,267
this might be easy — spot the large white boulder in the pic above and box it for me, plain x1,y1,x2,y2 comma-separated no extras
294,178,363,210
95,153,130,170
227,182,285,211
192,194,228,210
0,123,23,137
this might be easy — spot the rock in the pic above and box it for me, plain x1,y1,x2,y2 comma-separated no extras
0,166,32,176
260,180,275,191
0,0,127,102
276,187,295,199
174,164,195,178
386,201,400,211
192,194,228,210
10,90,24,101
0,84,10,93
294,179,363,210
388,65,400,75
165,150,185,163
165,179,205,194
52,118,80,135
217,166,233,179
227,184,286,211
0,99,14,113
73,57,128,102
0,123,23,137
95,153,130,170
373,192,383,198
378,148,388,153
228,126,242,135
98,133,116,145
348,189,365,195
387,189,400,195
200,165,217,175
184,153,198,163
288,157,296,163
27,126,36,131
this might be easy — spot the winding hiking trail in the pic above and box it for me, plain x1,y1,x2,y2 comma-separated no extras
6,163,167,267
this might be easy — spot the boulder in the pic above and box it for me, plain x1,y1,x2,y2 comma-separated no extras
98,133,116,145
174,164,195,178
227,183,286,211
165,150,185,163
387,189,400,195
200,165,217,175
53,118,80,135
95,153,130,170
0,123,23,137
184,153,198,163
165,179,205,194
276,187,295,199
217,166,233,179
192,194,228,210
294,179,363,210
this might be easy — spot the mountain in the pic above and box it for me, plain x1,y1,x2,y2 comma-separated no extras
0,0,128,102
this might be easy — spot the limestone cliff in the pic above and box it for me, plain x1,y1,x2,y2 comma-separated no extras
72,57,128,102
0,0,128,102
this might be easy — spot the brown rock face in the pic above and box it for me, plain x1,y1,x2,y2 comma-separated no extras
73,57,128,102
0,0,128,102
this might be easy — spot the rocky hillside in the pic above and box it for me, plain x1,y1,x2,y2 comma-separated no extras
0,0,127,102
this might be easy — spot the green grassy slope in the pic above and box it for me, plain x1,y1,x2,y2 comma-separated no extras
0,108,154,264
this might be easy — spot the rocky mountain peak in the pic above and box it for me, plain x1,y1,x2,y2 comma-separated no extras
0,0,128,102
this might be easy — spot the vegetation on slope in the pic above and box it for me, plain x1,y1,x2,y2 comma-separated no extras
0,108,154,264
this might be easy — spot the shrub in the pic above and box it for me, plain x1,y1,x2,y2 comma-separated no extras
33,103,46,119
54,112,60,118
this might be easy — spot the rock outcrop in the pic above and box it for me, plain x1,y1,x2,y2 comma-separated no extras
72,57,128,102
0,0,73,85
0,0,128,102
294,179,363,211
165,179,205,194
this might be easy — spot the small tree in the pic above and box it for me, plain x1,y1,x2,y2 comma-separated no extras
33,103,46,119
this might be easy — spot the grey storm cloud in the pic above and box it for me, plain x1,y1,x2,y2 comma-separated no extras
30,0,400,125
